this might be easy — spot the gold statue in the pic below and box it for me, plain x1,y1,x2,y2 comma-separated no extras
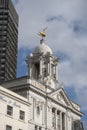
38,27,47,38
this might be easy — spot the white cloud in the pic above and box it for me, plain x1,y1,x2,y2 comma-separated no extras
13,0,87,48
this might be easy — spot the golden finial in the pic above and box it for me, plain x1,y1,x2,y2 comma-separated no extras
38,27,47,38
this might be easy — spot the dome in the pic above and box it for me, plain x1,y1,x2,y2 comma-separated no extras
33,39,52,55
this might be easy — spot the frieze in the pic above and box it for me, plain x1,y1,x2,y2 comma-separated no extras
0,94,21,108
0,95,7,102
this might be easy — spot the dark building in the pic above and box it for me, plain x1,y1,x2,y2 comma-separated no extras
0,0,18,82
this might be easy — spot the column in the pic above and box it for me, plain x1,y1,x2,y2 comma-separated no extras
42,104,44,125
60,112,62,130
49,58,51,76
48,63,50,75
56,110,60,130
64,114,66,130
62,113,66,130
39,58,43,82
40,59,42,76
55,109,57,129
56,65,58,80
33,98,35,121
54,108,57,129
53,66,56,79
66,111,68,130
29,62,32,77
55,66,56,79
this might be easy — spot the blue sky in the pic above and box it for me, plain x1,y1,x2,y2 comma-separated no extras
13,0,87,129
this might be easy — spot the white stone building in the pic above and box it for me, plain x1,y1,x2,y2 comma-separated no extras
0,86,30,130
1,38,84,130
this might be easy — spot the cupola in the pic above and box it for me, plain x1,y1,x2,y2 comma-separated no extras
33,39,52,55
26,29,58,89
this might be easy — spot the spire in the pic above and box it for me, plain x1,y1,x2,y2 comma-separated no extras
40,39,45,44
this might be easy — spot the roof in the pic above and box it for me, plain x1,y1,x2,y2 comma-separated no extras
33,39,52,55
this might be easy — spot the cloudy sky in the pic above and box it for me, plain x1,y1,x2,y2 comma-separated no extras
12,0,87,129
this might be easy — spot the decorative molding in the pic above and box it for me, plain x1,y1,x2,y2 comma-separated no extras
0,94,21,108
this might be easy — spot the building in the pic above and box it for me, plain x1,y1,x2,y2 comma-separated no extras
0,0,18,82
0,85,30,130
1,37,84,130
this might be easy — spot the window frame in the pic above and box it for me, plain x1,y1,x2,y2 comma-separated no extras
37,106,40,115
19,110,25,120
39,127,42,130
7,105,13,116
35,125,38,130
6,125,12,130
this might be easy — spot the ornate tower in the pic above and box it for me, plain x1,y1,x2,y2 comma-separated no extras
26,32,58,89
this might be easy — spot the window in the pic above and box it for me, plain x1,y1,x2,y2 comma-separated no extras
7,105,13,116
6,125,12,130
35,125,38,130
37,106,40,115
39,127,42,130
35,63,40,79
19,110,25,120
43,68,47,77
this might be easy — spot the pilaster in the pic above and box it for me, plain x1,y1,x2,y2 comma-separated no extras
55,109,57,129
29,62,32,78
40,58,42,76
49,57,51,76
47,63,50,75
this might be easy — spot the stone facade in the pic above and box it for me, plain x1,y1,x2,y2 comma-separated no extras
1,38,84,130
0,86,30,130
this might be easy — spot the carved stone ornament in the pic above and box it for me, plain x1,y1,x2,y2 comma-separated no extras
57,94,62,101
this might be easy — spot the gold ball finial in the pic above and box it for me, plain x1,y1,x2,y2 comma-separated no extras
38,27,47,39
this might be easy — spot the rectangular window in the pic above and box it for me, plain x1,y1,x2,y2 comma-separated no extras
7,105,13,116
6,125,12,130
35,126,41,130
19,110,25,120
35,125,38,130
39,127,42,130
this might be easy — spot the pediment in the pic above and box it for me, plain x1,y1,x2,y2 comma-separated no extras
48,88,73,107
